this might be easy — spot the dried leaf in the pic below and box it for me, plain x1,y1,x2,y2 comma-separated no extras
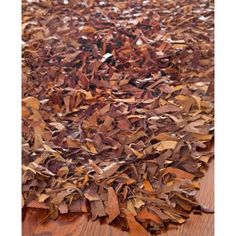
57,166,69,178
88,160,103,174
84,184,100,201
58,203,68,214
22,96,40,110
122,208,149,236
106,187,120,223
69,199,88,213
127,200,137,216
163,167,194,180
156,141,178,152
155,104,181,114
38,194,49,203
80,25,97,34
98,162,124,179
49,122,66,131
137,208,162,225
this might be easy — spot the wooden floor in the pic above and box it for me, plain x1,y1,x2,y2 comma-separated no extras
22,161,214,236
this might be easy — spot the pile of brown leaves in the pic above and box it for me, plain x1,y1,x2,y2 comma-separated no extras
22,0,214,234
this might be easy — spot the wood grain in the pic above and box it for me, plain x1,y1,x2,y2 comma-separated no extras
22,161,214,236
